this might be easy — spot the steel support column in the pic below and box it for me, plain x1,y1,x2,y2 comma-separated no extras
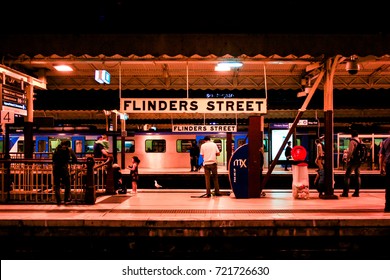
321,56,342,199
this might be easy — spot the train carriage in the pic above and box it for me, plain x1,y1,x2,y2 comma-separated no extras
1,129,387,171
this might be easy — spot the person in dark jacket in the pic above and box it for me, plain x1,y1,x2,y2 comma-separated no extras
341,130,362,197
93,135,109,158
112,163,125,194
52,140,77,205
284,141,292,171
127,156,141,194
189,141,200,171
380,138,390,212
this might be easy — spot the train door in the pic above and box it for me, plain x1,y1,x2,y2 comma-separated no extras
212,138,225,166
210,135,250,167
373,137,386,170
360,137,373,170
230,132,269,167
233,133,248,151
35,136,49,152
198,136,226,166
72,136,85,155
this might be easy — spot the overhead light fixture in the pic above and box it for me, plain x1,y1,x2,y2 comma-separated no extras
53,65,73,72
215,61,243,72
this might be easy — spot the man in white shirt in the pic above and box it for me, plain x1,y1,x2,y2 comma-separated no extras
200,136,221,197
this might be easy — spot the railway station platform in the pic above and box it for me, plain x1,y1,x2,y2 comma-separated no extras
1,187,390,260
127,166,385,191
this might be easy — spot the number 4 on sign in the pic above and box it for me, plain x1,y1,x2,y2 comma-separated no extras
1,111,15,124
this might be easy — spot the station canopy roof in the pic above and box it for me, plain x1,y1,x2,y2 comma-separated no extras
2,33,390,92
2,32,390,128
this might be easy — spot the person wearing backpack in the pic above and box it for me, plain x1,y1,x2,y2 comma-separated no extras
341,130,362,197
52,140,78,205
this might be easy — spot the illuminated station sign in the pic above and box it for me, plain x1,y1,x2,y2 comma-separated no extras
0,84,27,116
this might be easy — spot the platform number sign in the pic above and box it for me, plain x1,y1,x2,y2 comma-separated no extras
1,111,14,124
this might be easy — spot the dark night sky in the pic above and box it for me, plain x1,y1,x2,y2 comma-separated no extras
2,1,388,35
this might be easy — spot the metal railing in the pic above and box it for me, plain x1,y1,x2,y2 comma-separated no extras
0,157,113,204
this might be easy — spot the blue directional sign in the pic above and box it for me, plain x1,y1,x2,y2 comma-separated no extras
95,70,111,84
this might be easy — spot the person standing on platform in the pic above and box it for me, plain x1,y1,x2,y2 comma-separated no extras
315,138,325,170
127,156,141,194
200,136,221,197
189,140,200,172
259,146,266,197
93,135,109,159
341,130,362,197
284,141,292,171
100,134,109,150
314,138,325,189
379,137,390,212
112,163,125,194
52,140,78,205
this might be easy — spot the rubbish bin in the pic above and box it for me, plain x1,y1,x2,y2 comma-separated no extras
291,146,309,199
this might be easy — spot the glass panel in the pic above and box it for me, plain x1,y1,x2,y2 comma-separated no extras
84,140,95,154
125,140,135,153
145,139,166,153
49,138,70,152
17,140,24,153
237,138,247,147
177,139,193,153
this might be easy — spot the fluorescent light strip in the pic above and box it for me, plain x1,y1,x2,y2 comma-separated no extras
218,62,243,68
215,61,243,72
53,65,73,72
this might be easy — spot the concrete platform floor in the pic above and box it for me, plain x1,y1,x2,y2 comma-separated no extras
1,188,389,260
0,189,388,220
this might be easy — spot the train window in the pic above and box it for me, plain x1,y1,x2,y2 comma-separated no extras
145,139,166,153
49,138,70,152
75,140,83,153
124,140,135,153
213,138,222,152
177,139,194,153
17,140,24,153
237,138,247,147
84,140,95,153
263,139,268,153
